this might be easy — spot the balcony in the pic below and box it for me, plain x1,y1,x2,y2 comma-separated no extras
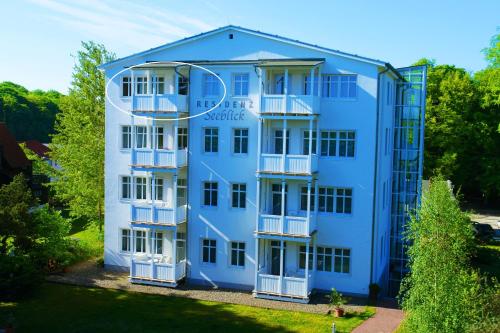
261,95,319,115
132,94,187,115
256,272,312,299
131,204,187,226
257,213,316,237
132,149,187,170
259,154,318,175
131,258,186,284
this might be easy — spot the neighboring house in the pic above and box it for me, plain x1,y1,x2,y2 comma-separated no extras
100,26,426,301
21,140,56,202
0,122,32,186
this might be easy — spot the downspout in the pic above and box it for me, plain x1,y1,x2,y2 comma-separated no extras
369,67,389,287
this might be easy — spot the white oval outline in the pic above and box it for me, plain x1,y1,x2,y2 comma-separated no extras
105,61,227,121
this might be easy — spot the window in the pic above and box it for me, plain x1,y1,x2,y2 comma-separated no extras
303,130,317,155
322,74,357,98
154,232,163,255
202,239,216,263
136,76,148,95
334,248,350,273
320,130,355,157
203,74,220,96
232,183,246,208
151,178,163,201
338,131,355,157
204,128,218,153
122,77,131,97
317,246,332,271
274,129,289,154
304,74,318,95
121,176,131,200
300,186,315,211
233,73,249,96
299,246,313,270
121,229,131,252
176,232,186,262
203,182,218,207
178,127,188,149
335,188,352,214
230,242,245,267
135,126,148,149
121,126,131,149
135,177,147,200
233,128,248,154
153,76,165,94
177,179,187,205
178,76,189,95
154,127,164,149
135,230,146,253
318,187,334,213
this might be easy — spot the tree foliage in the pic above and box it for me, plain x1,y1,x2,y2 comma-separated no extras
0,81,62,142
419,32,500,205
50,41,115,229
400,178,498,332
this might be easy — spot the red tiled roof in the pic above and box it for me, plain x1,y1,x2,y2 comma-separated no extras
0,123,31,169
23,140,50,159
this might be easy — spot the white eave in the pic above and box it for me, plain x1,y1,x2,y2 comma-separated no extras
98,25,389,71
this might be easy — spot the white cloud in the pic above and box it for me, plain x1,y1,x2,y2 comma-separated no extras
28,0,214,48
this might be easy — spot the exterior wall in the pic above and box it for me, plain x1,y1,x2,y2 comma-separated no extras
103,27,396,297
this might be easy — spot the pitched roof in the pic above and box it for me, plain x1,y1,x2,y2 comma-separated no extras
22,140,50,159
0,123,31,169
99,25,389,70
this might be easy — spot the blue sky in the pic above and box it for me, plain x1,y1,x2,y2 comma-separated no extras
1,0,498,93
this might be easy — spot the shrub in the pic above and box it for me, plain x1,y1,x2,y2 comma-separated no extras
0,255,41,300
329,288,346,309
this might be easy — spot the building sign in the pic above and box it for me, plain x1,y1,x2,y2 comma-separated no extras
196,99,254,121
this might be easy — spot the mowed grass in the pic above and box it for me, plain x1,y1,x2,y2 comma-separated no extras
70,223,104,258
0,283,374,333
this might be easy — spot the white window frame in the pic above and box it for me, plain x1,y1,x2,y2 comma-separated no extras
120,229,131,253
135,230,147,253
232,73,249,97
232,128,249,154
202,181,218,207
135,76,148,95
318,186,334,213
201,238,217,264
122,76,131,97
316,246,333,272
178,127,188,150
120,175,131,200
298,245,313,270
203,73,220,97
203,127,219,153
153,232,163,255
334,188,353,214
337,131,356,157
230,241,245,267
135,126,148,149
153,76,165,95
320,130,356,158
333,248,351,274
322,74,357,99
302,130,317,155
231,183,246,209
135,177,147,201
121,126,132,149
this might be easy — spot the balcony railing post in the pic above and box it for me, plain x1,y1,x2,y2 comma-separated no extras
151,229,155,279
152,118,156,166
305,240,310,298
282,118,287,173
279,240,284,295
283,68,288,114
308,118,313,173
281,180,286,234
174,119,179,167
306,181,311,235
151,173,156,223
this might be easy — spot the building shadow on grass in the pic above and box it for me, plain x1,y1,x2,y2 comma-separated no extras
1,283,298,333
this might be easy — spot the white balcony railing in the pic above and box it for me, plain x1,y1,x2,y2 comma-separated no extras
257,214,316,237
131,259,186,282
256,273,310,298
132,94,187,113
132,149,187,168
259,154,318,174
261,95,319,114
131,204,187,225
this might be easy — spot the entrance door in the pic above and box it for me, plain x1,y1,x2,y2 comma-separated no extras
271,241,286,276
271,184,287,215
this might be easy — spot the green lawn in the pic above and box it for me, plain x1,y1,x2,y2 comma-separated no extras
474,242,500,281
0,283,374,333
70,223,104,259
